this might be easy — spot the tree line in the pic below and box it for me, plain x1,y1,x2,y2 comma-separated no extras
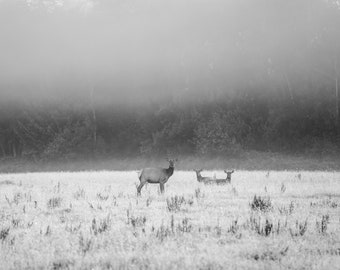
0,84,339,160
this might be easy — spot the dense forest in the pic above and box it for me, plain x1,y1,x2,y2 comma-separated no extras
0,0,339,160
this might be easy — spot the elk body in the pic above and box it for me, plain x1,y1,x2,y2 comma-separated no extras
194,169,234,185
194,169,214,183
137,159,176,195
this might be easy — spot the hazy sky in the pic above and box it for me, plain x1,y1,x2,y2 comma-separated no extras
0,0,339,105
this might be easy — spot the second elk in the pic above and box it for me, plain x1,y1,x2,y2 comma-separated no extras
194,169,234,185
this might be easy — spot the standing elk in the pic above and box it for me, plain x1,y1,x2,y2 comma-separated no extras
137,158,177,196
194,169,234,184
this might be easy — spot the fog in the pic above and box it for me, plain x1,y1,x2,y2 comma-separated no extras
0,0,339,106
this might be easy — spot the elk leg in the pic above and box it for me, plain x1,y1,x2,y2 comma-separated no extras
137,181,146,196
160,183,165,194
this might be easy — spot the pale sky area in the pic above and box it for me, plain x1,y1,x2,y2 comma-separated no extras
0,0,339,105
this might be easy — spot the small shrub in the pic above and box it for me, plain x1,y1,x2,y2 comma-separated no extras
47,197,62,209
166,195,186,212
214,225,222,237
65,223,81,234
278,201,294,215
0,227,10,242
0,180,15,186
87,202,94,209
249,215,262,234
177,218,192,233
13,192,22,205
194,188,205,200
53,182,61,193
170,215,175,233
155,224,172,242
91,215,111,235
248,215,273,236
251,246,288,261
44,225,51,236
96,193,109,201
146,197,152,207
330,201,339,208
289,219,308,237
126,209,130,224
9,236,15,246
73,188,85,200
5,196,12,207
5,192,24,207
310,199,339,208
321,215,330,233
250,195,272,212
289,201,295,214
79,233,93,255
11,218,20,228
112,196,118,206
316,215,330,234
188,197,194,205
52,259,74,270
130,216,147,228
228,219,239,234
153,216,191,240
27,221,34,228
264,220,273,236
39,226,50,236
23,192,32,203
275,219,282,234
280,183,286,193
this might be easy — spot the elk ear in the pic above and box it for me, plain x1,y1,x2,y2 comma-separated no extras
231,170,234,173
224,170,228,173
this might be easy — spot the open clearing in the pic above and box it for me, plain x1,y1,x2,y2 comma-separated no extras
0,170,340,270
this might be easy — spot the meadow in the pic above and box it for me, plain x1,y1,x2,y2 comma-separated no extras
0,170,339,269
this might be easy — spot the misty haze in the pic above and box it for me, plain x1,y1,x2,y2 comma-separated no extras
0,1,340,269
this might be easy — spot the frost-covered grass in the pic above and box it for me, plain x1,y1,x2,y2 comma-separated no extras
0,171,340,269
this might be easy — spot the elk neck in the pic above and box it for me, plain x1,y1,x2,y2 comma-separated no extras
195,171,202,181
166,165,174,177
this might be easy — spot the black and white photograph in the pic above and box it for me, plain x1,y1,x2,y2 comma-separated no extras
0,0,340,269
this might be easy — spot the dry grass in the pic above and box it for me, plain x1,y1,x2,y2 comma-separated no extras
0,170,340,269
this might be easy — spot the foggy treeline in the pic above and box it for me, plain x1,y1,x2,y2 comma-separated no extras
0,0,340,160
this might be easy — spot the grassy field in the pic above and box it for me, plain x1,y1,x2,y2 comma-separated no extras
0,170,340,269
